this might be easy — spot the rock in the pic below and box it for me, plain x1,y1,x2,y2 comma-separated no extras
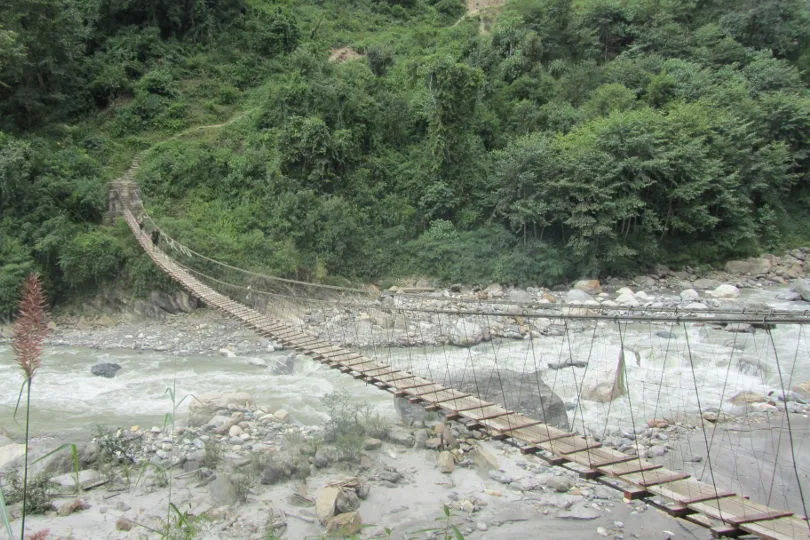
574,280,601,295
450,369,569,430
0,443,26,469
707,284,740,298
91,362,122,378
725,257,772,275
684,302,708,310
511,476,542,491
484,283,504,298
247,358,268,368
472,446,499,471
679,289,700,302
228,425,243,437
316,486,341,523
209,473,249,506
386,426,415,447
363,438,382,451
565,289,593,303
414,429,429,448
394,397,428,425
438,451,455,473
776,290,802,301
425,437,443,450
51,469,107,492
315,446,341,468
635,291,653,301
615,292,640,307
378,469,402,484
206,414,232,430
557,501,601,520
544,475,572,493
655,331,676,339
148,290,198,314
116,518,135,531
488,469,512,484
792,279,810,302
693,278,720,290
57,499,89,517
325,511,362,537
274,409,289,422
259,451,307,485
793,381,810,399
435,423,457,449
702,410,727,423
581,348,628,403
725,323,754,333
335,488,361,514
188,392,254,427
448,318,490,346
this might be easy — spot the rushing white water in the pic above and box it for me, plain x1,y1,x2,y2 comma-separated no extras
1,286,807,443
381,286,810,436
0,346,397,440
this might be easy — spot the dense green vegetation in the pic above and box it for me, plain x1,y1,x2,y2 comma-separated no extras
2,0,810,316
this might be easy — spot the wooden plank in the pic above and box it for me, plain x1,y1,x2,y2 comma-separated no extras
359,365,396,375
410,386,455,399
726,510,793,526
397,381,439,392
539,436,601,456
563,446,635,469
621,467,684,484
431,392,472,404
360,368,400,378
377,373,418,384
741,517,810,540
648,478,735,506
464,410,516,423
452,402,496,413
599,459,662,478
340,361,378,372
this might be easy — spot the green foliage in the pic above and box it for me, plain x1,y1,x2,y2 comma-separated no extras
1,470,53,515
59,231,126,289
322,390,387,458
3,0,810,303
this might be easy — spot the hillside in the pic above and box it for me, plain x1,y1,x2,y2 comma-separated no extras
1,0,810,316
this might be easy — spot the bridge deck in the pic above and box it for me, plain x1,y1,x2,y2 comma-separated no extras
121,208,810,540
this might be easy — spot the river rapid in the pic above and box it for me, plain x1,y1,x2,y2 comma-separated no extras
0,345,398,441
1,285,808,444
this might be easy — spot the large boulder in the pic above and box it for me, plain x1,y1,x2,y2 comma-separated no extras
725,257,772,276
792,279,810,302
188,392,254,427
564,289,593,304
91,363,122,378
581,347,629,403
449,370,569,430
447,318,490,347
148,290,198,314
573,280,601,295
706,284,740,299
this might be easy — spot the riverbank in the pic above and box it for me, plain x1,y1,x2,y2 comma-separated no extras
3,255,810,539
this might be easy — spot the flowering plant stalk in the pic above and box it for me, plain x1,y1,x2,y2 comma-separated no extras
11,274,50,539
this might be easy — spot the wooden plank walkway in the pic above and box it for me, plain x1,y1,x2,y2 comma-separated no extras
121,207,810,539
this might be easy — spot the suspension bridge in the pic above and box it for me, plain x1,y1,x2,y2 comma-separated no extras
109,175,810,539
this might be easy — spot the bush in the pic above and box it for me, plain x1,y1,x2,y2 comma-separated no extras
59,230,125,289
1,470,54,515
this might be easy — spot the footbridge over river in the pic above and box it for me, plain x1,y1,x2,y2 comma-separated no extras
109,177,810,539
